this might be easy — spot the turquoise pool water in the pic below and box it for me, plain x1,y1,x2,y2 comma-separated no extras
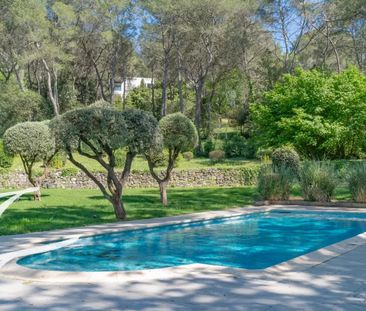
18,210,366,271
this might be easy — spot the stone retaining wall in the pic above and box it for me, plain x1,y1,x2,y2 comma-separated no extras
0,167,260,189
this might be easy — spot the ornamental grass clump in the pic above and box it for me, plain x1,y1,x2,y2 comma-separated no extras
257,165,293,201
348,162,366,203
300,161,337,202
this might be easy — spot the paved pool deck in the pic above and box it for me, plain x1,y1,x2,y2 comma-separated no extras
1,206,366,310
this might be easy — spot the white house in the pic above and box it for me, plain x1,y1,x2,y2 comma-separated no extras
114,77,153,99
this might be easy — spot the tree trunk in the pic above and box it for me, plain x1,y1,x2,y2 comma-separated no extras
111,193,126,220
161,58,168,117
151,66,155,116
159,181,168,206
122,77,127,109
14,67,25,91
194,79,204,153
34,189,41,201
194,79,204,130
42,59,59,116
178,67,184,113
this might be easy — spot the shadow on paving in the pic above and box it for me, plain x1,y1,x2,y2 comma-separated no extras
0,247,366,311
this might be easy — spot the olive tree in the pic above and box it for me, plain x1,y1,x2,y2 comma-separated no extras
3,121,56,200
52,105,158,219
145,113,198,206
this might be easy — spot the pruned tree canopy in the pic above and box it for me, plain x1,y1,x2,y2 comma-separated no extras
51,105,159,219
3,121,56,199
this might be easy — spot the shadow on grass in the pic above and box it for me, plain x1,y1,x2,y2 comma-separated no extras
0,187,256,236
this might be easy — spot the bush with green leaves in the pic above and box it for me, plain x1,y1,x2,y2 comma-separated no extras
49,152,67,169
251,67,366,159
348,162,366,203
61,167,79,177
271,146,300,176
257,165,293,201
223,134,247,158
300,161,337,202
209,150,225,163
0,139,13,169
256,147,273,160
203,139,215,156
3,121,56,199
182,151,194,161
0,80,47,136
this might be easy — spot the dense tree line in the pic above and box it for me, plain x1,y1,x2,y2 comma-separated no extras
1,0,366,157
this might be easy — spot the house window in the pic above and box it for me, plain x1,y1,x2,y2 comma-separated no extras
114,83,122,92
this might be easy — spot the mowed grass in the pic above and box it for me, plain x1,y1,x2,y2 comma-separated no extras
10,154,259,172
0,187,256,236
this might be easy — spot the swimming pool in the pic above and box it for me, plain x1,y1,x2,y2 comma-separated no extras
18,210,366,272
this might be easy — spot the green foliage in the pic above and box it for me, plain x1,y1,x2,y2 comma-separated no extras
223,134,255,158
182,151,194,161
3,122,55,164
122,109,159,153
53,107,128,152
49,152,67,169
203,139,215,156
60,167,79,177
300,161,337,202
159,113,198,152
89,100,113,108
241,165,261,185
0,80,47,136
257,165,293,200
251,67,366,159
114,148,126,168
147,150,181,168
256,147,273,160
209,150,225,163
59,82,81,113
271,146,300,177
125,86,152,112
348,163,366,203
0,139,13,169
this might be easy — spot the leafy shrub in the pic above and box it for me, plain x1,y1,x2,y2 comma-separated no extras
0,139,13,169
61,167,79,177
256,147,273,160
348,163,366,203
114,148,126,168
182,151,194,161
241,165,261,185
203,139,215,156
49,152,67,169
251,67,366,159
257,165,293,200
209,150,225,163
271,146,300,176
223,134,247,158
300,161,337,202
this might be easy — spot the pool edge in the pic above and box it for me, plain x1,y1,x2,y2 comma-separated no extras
1,205,366,283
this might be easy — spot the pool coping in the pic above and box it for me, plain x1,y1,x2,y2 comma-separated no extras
1,205,366,283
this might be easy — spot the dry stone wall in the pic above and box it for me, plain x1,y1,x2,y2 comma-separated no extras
0,167,260,189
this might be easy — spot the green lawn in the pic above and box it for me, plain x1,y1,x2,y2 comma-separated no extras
10,154,259,173
0,187,256,236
